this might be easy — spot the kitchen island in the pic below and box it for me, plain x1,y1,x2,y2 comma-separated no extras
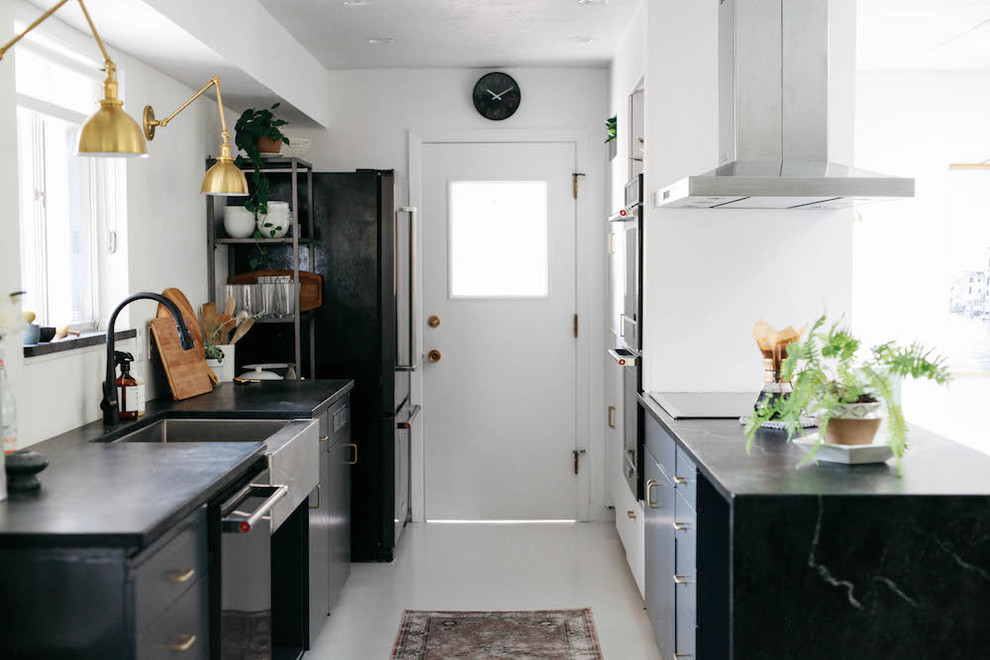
0,379,353,659
639,393,990,659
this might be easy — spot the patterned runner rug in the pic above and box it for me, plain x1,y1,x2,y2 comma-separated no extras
391,609,604,659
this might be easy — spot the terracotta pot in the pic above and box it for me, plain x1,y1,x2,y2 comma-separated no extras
256,136,282,155
824,417,882,445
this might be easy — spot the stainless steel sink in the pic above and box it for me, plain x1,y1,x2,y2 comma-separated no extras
112,419,291,443
108,416,320,531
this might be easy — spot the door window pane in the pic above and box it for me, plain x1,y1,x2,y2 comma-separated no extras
449,180,549,298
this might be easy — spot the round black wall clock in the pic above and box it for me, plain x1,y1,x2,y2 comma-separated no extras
472,72,521,121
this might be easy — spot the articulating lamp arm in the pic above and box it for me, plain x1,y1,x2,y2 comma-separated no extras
0,0,114,71
143,77,230,145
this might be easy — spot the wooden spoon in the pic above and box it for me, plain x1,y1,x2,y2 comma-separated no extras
201,303,218,339
225,295,236,317
215,314,235,343
228,318,255,345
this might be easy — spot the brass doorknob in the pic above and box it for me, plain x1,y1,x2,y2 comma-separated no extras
428,350,442,363
428,315,440,328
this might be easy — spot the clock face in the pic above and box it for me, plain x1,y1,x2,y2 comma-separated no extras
472,72,521,121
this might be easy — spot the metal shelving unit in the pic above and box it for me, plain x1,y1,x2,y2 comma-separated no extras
205,156,317,379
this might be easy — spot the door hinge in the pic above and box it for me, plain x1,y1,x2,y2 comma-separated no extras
572,172,585,199
573,449,587,475
573,313,579,338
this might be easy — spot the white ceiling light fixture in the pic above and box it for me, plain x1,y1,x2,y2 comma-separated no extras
577,0,609,5
367,37,395,45
343,0,371,6
568,36,595,44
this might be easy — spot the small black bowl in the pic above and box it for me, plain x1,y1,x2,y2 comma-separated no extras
5,450,49,492
38,327,56,343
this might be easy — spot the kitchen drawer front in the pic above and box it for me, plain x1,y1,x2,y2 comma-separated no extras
674,447,697,511
132,508,207,634
329,396,351,447
644,412,676,481
319,410,330,454
675,576,698,659
674,492,697,578
137,573,208,660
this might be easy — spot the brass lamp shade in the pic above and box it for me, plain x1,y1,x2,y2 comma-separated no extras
78,99,148,158
202,156,249,196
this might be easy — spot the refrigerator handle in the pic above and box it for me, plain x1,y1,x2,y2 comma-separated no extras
396,206,419,372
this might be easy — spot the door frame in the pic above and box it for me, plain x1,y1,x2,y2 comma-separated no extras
408,128,605,523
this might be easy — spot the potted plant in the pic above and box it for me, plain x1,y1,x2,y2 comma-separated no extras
233,103,290,217
744,313,951,473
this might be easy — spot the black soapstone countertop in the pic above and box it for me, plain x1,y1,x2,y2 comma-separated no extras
0,380,354,549
640,392,990,500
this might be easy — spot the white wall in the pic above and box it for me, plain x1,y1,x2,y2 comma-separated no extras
286,67,611,519
1,1,222,447
640,0,854,393
854,68,990,456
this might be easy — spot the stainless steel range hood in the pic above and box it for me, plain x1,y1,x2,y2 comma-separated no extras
657,0,914,210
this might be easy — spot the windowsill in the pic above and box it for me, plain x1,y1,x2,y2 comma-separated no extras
23,329,137,358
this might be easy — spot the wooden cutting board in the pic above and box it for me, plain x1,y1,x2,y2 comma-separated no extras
150,317,213,400
228,270,323,312
157,287,203,344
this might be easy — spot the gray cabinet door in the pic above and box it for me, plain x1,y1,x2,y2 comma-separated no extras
644,447,676,658
308,439,331,645
329,434,352,612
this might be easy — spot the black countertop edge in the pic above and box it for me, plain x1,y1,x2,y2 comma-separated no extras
23,329,137,358
0,449,267,550
637,392,990,500
639,393,737,502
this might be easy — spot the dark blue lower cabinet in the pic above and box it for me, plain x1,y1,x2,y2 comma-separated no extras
644,444,675,658
0,508,209,660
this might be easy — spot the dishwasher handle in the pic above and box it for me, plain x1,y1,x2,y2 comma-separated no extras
221,484,288,534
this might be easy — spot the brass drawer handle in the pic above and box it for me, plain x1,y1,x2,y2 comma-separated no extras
167,633,197,652
428,349,442,363
167,568,196,583
319,435,328,443
309,484,322,510
646,479,659,509
673,476,689,485
673,574,694,585
607,405,616,429
626,510,637,520
673,522,690,532
345,442,358,465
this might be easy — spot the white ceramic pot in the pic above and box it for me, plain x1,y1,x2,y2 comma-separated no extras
205,344,236,382
257,201,290,238
224,207,256,238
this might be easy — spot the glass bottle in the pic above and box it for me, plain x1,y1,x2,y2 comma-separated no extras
0,346,17,454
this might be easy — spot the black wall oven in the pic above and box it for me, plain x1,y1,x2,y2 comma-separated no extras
609,174,644,500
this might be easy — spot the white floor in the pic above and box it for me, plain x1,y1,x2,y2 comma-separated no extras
306,522,662,659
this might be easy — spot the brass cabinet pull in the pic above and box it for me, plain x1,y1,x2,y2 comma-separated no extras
319,435,328,443
673,522,690,532
673,476,689,485
646,479,659,509
167,568,195,583
427,315,440,328
673,574,694,585
309,484,322,510
427,349,442,363
607,405,616,429
345,442,358,465
167,634,197,652
626,510,637,519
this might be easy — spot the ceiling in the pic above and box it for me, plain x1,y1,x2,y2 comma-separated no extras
256,0,642,69
858,0,990,69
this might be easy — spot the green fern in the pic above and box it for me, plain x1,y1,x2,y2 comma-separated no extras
745,313,951,475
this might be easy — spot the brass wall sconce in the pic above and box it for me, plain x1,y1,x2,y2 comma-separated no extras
143,76,248,196
0,0,147,158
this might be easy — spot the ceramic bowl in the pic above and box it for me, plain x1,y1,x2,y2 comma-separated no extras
23,324,40,345
224,206,256,238
257,202,290,239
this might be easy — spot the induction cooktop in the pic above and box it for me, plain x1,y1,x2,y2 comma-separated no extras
650,391,760,419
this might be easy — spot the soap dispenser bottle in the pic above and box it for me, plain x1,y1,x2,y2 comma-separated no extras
115,351,139,421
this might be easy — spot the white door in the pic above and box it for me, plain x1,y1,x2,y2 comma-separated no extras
422,141,580,520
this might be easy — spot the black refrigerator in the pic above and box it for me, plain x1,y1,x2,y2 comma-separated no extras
238,169,415,563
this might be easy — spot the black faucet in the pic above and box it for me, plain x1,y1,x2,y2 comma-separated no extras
101,293,195,426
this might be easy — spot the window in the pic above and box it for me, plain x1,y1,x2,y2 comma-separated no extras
448,180,549,298
14,44,122,329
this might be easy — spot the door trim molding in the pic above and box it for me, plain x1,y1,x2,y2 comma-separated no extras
408,128,605,523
